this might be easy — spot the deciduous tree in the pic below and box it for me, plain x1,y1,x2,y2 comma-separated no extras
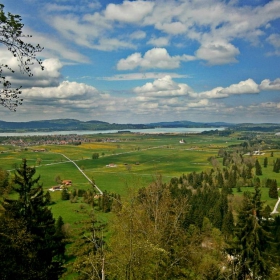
0,4,44,110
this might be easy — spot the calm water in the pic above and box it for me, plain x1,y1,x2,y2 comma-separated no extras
0,127,225,137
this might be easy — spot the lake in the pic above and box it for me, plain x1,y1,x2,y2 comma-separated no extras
0,127,225,137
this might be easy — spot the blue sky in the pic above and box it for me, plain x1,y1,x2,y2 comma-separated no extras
0,0,280,124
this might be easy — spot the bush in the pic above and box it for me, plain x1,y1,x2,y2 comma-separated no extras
92,153,99,159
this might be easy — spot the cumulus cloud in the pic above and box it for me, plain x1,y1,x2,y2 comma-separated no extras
133,76,263,101
0,51,63,88
259,78,280,91
117,48,196,70
196,41,240,65
23,81,99,99
104,1,154,23
200,79,259,98
134,75,194,97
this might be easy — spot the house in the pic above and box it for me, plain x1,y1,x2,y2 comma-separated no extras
32,149,46,152
49,186,63,192
106,163,117,167
62,180,72,186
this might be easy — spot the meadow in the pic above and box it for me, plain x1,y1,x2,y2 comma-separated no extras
1,132,280,225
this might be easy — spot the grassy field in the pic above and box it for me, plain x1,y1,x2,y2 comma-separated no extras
1,133,280,225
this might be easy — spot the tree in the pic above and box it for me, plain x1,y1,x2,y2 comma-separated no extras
269,179,278,199
0,159,65,280
92,152,99,159
70,213,106,280
0,166,9,194
255,158,262,175
263,157,268,168
0,4,44,110
230,184,273,279
61,188,70,200
273,158,280,173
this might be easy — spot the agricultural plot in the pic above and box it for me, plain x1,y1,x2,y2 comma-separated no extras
1,133,280,224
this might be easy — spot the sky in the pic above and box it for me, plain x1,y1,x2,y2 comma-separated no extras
0,0,280,124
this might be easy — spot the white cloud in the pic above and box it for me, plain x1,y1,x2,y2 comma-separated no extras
259,78,280,91
147,36,169,47
130,31,146,40
266,33,280,55
0,52,63,88
45,0,101,13
94,38,134,51
117,48,195,70
134,75,193,97
196,41,240,65
48,15,100,48
23,28,89,63
100,72,190,81
23,81,100,99
187,99,209,108
37,0,280,67
267,34,280,48
155,22,188,35
104,1,154,23
133,76,262,102
200,79,259,98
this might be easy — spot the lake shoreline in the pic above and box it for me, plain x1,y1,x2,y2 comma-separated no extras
0,127,225,137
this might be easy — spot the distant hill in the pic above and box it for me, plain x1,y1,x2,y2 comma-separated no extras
0,119,149,132
147,121,233,128
0,119,279,133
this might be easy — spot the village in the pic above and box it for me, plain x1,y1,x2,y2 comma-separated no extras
0,134,121,148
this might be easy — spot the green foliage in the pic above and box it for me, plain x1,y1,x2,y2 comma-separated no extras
255,158,262,175
0,4,43,110
61,188,70,200
0,167,9,194
68,213,106,280
92,152,99,159
230,184,274,279
273,158,280,173
264,157,268,168
269,179,278,199
0,159,65,279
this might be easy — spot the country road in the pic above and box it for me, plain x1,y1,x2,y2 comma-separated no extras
55,153,103,195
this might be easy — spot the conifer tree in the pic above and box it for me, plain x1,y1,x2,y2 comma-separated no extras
263,157,268,168
269,179,278,199
255,158,262,175
231,184,273,279
0,159,65,280
273,158,280,173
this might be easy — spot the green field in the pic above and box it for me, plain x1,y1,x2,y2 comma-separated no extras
1,133,280,225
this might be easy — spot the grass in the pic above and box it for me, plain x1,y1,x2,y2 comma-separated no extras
2,133,280,221
2,133,280,280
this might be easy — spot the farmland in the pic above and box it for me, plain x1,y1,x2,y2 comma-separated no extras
1,131,280,223
2,131,280,279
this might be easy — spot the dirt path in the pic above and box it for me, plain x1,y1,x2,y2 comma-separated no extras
56,153,103,195
271,197,280,214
